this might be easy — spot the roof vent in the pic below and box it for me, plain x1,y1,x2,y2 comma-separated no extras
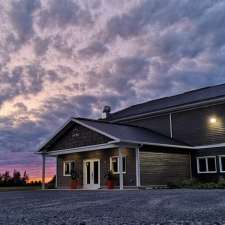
102,105,111,119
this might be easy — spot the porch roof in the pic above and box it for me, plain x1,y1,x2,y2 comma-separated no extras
38,118,190,154
72,118,188,147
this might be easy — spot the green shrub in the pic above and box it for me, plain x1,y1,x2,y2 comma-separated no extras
167,179,225,189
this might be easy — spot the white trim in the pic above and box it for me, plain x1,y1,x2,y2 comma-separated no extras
72,118,120,141
110,96,225,123
119,148,124,190
135,147,141,187
40,139,225,156
189,152,193,180
42,154,46,190
44,143,118,156
83,159,100,189
120,139,192,149
38,118,119,152
110,156,126,174
193,143,225,149
219,155,225,173
63,161,75,176
38,118,73,152
122,140,225,150
55,156,58,188
196,156,217,174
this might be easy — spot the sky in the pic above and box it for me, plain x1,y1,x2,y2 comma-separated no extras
0,0,225,181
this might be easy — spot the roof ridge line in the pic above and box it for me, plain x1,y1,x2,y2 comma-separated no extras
109,82,225,117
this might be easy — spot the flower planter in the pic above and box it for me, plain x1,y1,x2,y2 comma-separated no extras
106,180,114,189
71,180,79,189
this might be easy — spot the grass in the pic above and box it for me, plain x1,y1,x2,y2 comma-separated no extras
167,179,225,189
0,186,41,192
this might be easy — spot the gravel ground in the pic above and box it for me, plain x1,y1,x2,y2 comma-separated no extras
0,189,225,225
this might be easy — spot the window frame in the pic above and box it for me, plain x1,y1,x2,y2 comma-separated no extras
110,156,126,174
63,161,75,176
196,156,217,174
219,155,225,173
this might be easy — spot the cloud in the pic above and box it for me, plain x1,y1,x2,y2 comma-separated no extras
38,0,93,29
78,41,108,58
1,0,225,179
0,64,63,106
10,0,41,43
33,37,50,56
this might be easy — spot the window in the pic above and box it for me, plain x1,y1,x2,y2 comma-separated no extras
110,156,126,174
63,161,75,176
219,156,225,172
197,157,217,173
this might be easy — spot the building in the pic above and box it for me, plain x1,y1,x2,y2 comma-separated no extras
38,83,225,189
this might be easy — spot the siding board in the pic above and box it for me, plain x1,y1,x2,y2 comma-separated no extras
124,114,171,137
57,148,136,188
140,151,190,185
47,122,112,151
173,104,225,146
123,103,225,146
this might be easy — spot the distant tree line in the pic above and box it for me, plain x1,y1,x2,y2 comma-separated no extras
0,170,41,187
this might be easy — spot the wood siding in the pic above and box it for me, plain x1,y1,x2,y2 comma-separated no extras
140,151,190,185
124,103,225,146
124,114,171,137
172,104,225,146
57,148,136,188
47,122,112,151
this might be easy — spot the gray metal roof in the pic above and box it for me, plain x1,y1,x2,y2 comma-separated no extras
108,83,225,121
75,118,187,147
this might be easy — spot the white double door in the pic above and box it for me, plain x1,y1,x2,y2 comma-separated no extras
83,159,100,189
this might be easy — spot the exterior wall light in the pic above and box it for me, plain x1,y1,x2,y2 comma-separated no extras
209,117,217,124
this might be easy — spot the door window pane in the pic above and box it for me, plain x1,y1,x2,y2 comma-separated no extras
122,157,126,173
112,157,118,173
86,162,90,184
64,162,70,175
208,158,216,172
71,162,75,172
221,157,225,172
198,158,206,172
94,161,99,184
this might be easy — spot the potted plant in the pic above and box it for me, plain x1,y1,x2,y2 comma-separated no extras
70,169,79,189
104,170,115,189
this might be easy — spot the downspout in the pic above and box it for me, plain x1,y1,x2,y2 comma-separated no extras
169,113,173,139
189,152,193,180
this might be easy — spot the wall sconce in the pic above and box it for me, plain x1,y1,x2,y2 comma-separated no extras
209,117,217,124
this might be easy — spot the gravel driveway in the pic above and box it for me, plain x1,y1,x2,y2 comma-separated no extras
0,189,225,225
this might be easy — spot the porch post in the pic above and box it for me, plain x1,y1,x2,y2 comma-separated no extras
55,156,58,189
135,147,141,187
42,154,46,190
119,148,124,190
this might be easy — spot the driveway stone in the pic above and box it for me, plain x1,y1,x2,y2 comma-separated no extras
0,189,225,225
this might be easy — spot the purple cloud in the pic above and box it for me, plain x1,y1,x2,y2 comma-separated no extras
0,0,225,179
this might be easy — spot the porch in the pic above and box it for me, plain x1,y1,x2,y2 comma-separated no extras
41,145,141,190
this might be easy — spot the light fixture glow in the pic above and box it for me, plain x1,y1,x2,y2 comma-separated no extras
209,117,217,124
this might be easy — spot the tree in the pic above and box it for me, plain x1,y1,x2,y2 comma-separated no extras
22,171,29,185
2,171,11,184
13,170,22,185
0,173,3,185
